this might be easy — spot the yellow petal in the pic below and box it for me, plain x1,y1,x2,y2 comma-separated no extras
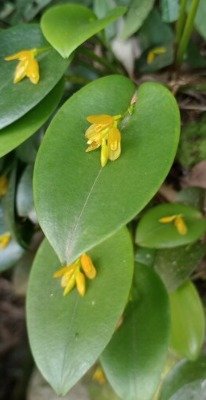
5,49,37,61
61,268,76,287
101,139,109,167
76,271,86,296
80,253,97,279
159,215,177,224
87,115,114,125
26,57,39,84
108,127,121,151
86,142,101,152
63,274,76,296
0,176,8,197
147,47,166,64
174,216,187,235
13,60,28,83
0,232,11,250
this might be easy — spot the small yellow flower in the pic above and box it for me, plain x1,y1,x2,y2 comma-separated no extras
92,366,106,385
5,49,39,84
85,114,122,167
0,176,8,197
54,253,97,297
159,214,187,235
0,232,11,250
147,47,166,64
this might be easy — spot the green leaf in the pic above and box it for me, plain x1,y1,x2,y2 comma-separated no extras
0,79,64,158
169,280,205,361
135,203,206,249
101,264,170,400
160,0,179,23
159,356,206,400
16,165,37,223
122,0,155,39
193,0,206,40
34,76,180,264
0,24,69,129
154,242,206,291
27,228,134,395
41,3,126,58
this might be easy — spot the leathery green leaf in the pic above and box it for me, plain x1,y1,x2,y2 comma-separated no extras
0,79,64,158
27,227,134,395
41,3,126,58
159,356,206,400
34,75,180,264
136,203,206,249
169,280,205,361
101,264,170,400
0,24,69,129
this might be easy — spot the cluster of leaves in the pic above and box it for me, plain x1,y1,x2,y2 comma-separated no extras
1,1,206,399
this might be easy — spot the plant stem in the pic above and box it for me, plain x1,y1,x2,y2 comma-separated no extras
175,0,187,44
176,0,200,65
79,47,119,74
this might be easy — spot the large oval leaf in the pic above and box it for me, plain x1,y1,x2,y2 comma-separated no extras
169,280,205,360
136,203,206,249
27,227,134,395
34,75,180,264
0,24,69,129
0,79,63,158
41,3,126,58
159,356,206,400
101,264,170,400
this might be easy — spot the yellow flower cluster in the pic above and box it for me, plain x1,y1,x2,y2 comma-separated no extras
159,214,187,235
85,114,122,167
5,49,40,84
54,253,97,297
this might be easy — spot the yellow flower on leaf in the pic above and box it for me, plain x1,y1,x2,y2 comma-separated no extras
92,366,106,385
85,114,122,167
0,176,8,197
0,232,11,250
147,47,166,64
5,49,39,84
159,214,187,235
53,253,97,297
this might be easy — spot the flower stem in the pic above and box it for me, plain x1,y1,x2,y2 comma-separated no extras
175,0,187,44
176,0,200,65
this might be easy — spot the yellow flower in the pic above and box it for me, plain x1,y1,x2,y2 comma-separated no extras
0,232,11,250
92,366,106,385
159,214,187,235
5,49,39,84
85,114,122,167
53,253,97,297
147,47,166,64
0,176,8,197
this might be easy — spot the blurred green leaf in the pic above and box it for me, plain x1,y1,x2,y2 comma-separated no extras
170,281,205,360
27,228,134,395
193,0,206,40
41,4,126,58
135,203,206,249
0,203,25,272
135,246,156,266
0,79,64,158
136,42,174,73
178,115,206,168
101,264,170,400
122,0,155,39
0,24,69,129
160,356,206,400
16,165,37,224
154,242,206,291
139,9,174,51
160,0,179,23
34,76,180,264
